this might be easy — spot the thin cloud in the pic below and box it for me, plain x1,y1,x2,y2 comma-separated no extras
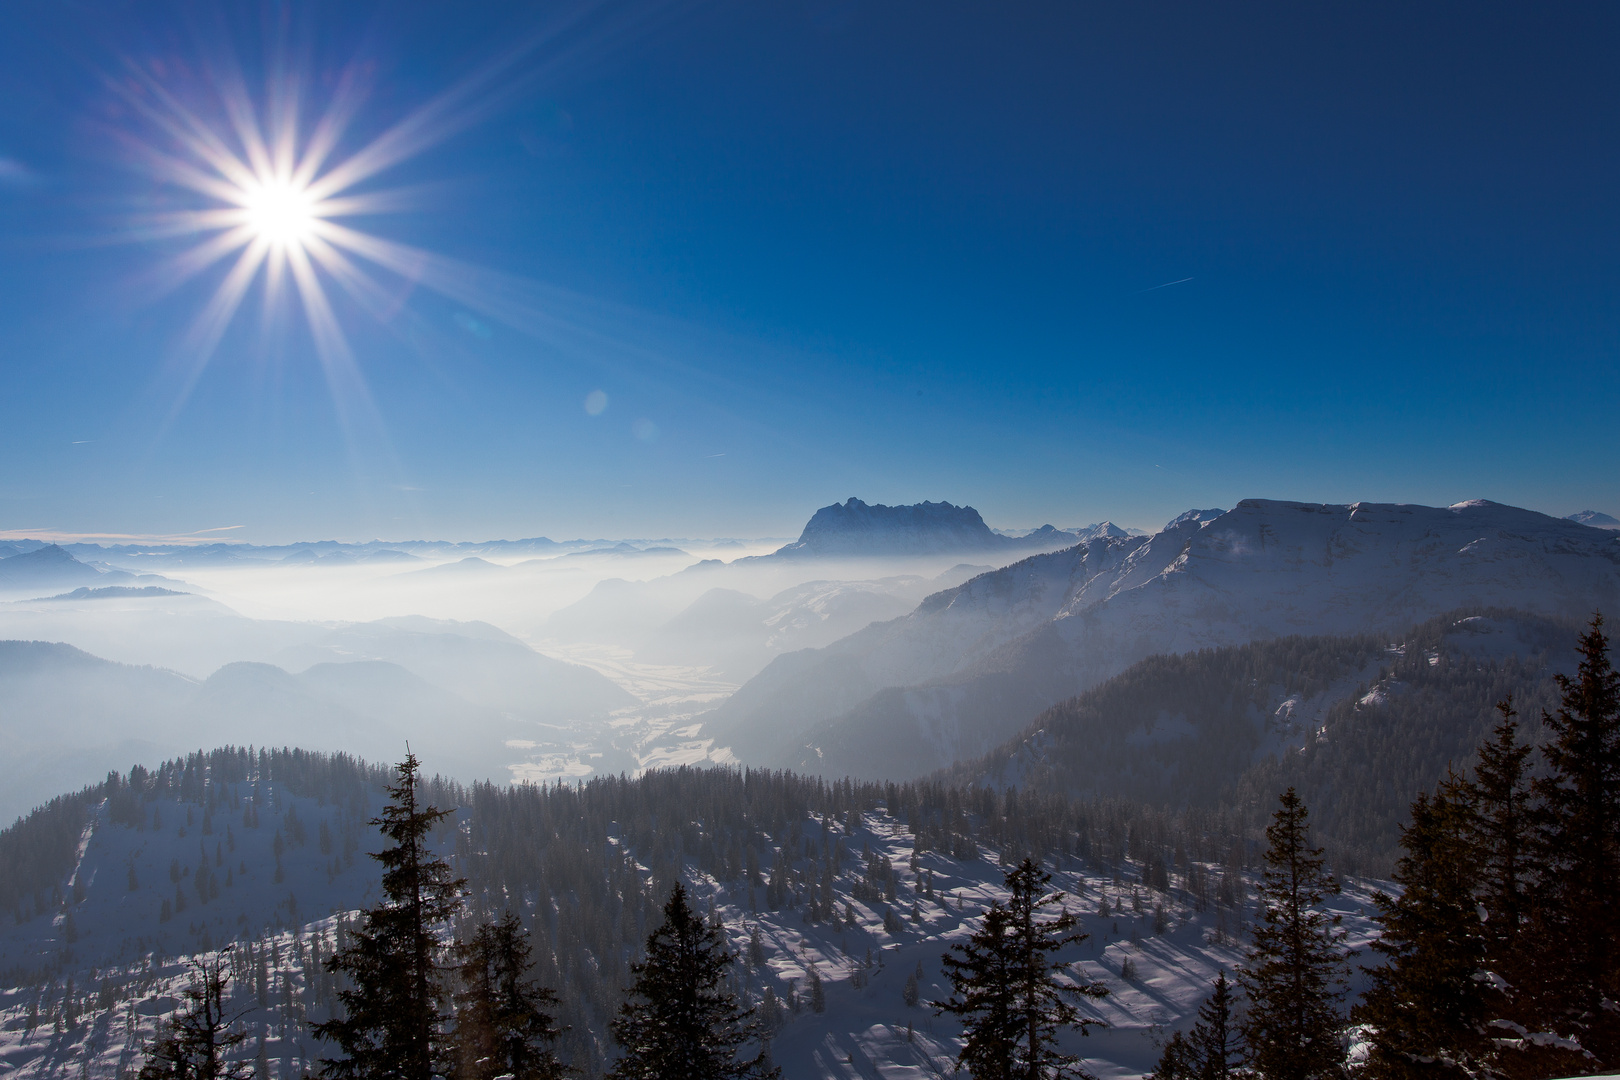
0,525,244,544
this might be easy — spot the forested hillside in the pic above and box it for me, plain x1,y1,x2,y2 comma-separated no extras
0,749,1296,1077
943,610,1575,872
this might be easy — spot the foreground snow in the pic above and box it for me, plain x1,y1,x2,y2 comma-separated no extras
0,790,1384,1080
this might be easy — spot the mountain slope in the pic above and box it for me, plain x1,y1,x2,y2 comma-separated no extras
0,749,1384,1080
924,609,1575,872
708,499,1620,774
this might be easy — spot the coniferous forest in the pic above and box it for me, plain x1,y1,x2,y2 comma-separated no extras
0,614,1614,1080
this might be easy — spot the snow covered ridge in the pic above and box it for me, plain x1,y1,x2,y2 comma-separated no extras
706,498,1620,778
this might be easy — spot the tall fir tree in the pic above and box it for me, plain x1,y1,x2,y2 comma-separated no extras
607,883,778,1080
1355,777,1487,1080
1150,972,1240,1080
938,903,1018,1080
937,857,1108,1080
316,752,466,1080
1239,789,1349,1080
1531,613,1620,1065
452,911,568,1080
139,954,253,1080
1468,699,1535,976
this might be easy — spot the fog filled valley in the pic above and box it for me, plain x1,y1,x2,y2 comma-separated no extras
4,495,1620,1079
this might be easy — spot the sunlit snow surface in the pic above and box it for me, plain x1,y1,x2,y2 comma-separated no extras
0,792,1385,1080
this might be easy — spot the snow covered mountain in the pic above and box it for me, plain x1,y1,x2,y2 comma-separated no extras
705,499,1620,776
1567,509,1620,529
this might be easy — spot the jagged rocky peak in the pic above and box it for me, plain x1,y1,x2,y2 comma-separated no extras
773,497,1007,556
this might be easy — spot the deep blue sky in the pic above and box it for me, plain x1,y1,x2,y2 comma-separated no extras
1,1,1616,542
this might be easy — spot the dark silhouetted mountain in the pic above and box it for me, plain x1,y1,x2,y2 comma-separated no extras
766,498,1073,558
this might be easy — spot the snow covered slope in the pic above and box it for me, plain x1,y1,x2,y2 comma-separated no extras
0,769,1384,1080
707,500,1620,774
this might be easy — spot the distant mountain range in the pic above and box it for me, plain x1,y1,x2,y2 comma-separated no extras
706,499,1620,778
0,544,181,596
0,617,634,822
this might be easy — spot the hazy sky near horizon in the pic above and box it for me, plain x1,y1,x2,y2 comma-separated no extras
1,1,1617,543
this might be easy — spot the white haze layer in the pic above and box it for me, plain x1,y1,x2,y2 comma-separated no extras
0,536,1034,823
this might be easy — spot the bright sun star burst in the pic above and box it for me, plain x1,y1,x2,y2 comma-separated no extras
240,176,320,249
110,43,522,393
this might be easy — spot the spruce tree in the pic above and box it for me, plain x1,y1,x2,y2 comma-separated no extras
1532,613,1620,1063
139,954,253,1080
1468,699,1534,972
1239,789,1348,1080
1150,972,1240,1080
452,911,568,1080
607,882,778,1080
937,857,1108,1080
1356,777,1486,1080
316,752,466,1080
939,903,1017,1080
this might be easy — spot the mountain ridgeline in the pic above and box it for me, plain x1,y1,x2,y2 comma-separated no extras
710,499,1620,779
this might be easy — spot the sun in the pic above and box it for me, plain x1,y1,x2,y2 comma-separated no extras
239,177,320,249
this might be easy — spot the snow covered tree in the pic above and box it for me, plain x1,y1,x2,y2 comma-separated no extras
607,882,778,1080
1150,972,1240,1080
452,911,567,1080
1356,777,1487,1080
936,857,1108,1080
315,752,466,1080
1239,789,1348,1080
139,953,253,1080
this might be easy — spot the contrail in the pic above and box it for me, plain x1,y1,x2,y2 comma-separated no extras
1137,276,1194,293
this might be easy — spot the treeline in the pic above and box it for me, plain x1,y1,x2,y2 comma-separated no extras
1153,614,1620,1080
